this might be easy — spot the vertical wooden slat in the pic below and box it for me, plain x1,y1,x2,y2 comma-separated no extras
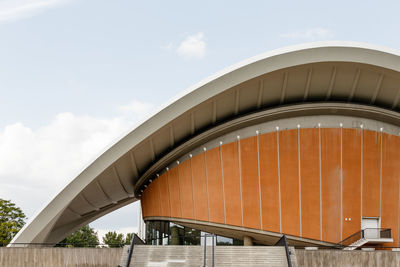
221,141,242,227
300,128,321,240
178,160,195,219
167,167,182,218
321,128,341,243
240,136,261,229
342,129,362,239
279,129,300,237
362,130,381,217
381,133,400,247
259,132,280,233
205,147,225,224
191,153,209,222
159,172,171,217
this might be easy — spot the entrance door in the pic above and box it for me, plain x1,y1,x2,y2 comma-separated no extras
362,218,379,239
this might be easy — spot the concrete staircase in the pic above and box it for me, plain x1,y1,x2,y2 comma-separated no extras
342,238,368,250
119,245,297,267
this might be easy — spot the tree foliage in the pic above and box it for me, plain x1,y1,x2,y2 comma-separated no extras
57,225,99,247
0,199,26,247
102,231,134,247
102,231,124,247
125,233,133,245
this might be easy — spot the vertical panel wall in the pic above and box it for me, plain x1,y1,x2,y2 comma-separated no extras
152,178,162,216
381,133,400,247
191,154,209,221
362,130,381,217
141,183,150,217
145,179,157,217
221,142,242,227
300,128,321,240
320,128,341,243
178,160,195,219
205,147,225,224
240,136,261,229
167,167,182,218
159,173,171,217
141,128,398,246
342,129,361,239
141,182,152,217
279,129,300,237
259,132,280,233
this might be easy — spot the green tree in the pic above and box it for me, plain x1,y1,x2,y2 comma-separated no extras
102,231,125,248
0,199,26,247
125,233,133,245
57,225,99,247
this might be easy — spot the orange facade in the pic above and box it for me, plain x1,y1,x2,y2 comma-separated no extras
141,128,400,246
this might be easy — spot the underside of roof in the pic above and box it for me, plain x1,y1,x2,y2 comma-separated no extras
10,42,400,246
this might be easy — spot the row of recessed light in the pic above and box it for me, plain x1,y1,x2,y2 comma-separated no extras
138,123,387,197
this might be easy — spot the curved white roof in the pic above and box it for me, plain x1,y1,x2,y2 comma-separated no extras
11,41,400,245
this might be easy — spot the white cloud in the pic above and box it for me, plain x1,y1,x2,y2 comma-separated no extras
117,100,154,116
176,32,206,59
0,99,152,225
280,27,334,41
0,0,73,23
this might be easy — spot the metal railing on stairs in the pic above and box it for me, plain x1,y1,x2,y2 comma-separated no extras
118,233,145,267
202,233,215,267
337,228,391,248
274,235,292,267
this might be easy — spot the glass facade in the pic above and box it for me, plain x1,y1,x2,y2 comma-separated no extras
145,220,243,246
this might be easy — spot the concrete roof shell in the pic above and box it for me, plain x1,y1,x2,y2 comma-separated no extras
11,41,400,246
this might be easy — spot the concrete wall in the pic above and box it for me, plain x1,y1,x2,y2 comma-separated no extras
296,250,400,267
142,127,400,246
0,247,123,267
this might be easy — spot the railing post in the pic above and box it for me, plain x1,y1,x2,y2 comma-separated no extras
124,234,135,267
212,234,215,267
274,235,292,267
203,234,207,267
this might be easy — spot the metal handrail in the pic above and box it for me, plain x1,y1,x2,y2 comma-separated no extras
338,230,363,247
202,233,215,267
274,235,292,267
117,233,145,267
338,228,391,248
124,234,135,267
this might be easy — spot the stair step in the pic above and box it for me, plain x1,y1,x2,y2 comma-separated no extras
120,245,297,267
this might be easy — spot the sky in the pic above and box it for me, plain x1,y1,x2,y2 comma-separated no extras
1,0,400,242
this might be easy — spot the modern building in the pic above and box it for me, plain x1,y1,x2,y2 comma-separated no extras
11,42,400,249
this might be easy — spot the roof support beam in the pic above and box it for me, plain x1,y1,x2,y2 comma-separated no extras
190,112,195,135
371,73,384,104
257,80,264,109
80,194,99,211
348,69,361,101
280,72,288,104
392,89,400,109
129,151,139,178
234,89,240,115
112,165,131,197
169,126,175,147
67,207,82,218
96,181,117,204
326,67,337,100
149,138,156,162
212,100,217,124
303,68,313,101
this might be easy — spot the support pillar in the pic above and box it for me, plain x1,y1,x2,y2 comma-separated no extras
243,236,253,246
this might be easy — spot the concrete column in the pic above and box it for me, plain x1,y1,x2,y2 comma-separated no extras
243,236,253,246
